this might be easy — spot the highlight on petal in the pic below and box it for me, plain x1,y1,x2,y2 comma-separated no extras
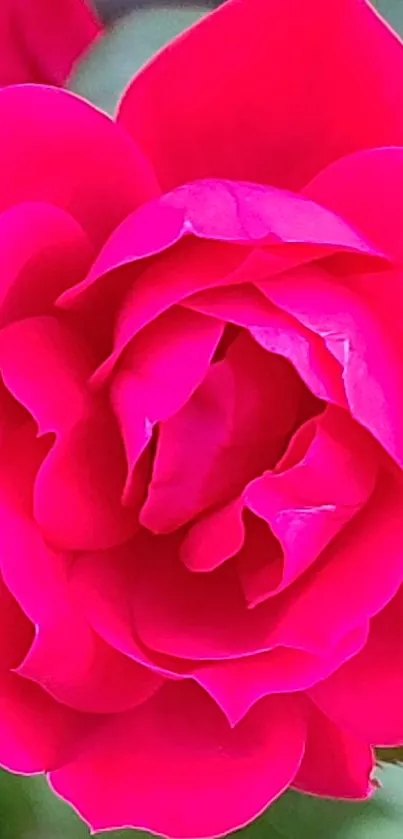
49,683,306,838
258,264,403,469
58,175,384,315
241,406,379,600
255,467,403,655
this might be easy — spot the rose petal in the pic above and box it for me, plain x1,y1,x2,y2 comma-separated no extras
184,283,346,405
0,490,162,713
133,468,403,661
59,174,383,319
69,536,182,680
0,0,101,86
50,683,306,838
304,146,403,261
309,585,403,746
258,265,403,468
194,625,368,726
0,202,93,327
293,700,374,799
0,316,95,435
141,332,302,533
181,499,246,573
110,306,224,495
241,406,379,602
0,575,34,671
0,672,91,774
0,85,159,246
119,0,403,190
34,407,143,550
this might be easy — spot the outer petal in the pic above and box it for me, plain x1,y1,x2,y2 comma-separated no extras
0,0,102,87
293,701,374,799
0,672,92,774
118,0,403,190
50,683,306,838
0,491,162,713
309,585,403,746
0,85,159,246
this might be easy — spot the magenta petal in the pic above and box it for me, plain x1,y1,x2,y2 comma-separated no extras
259,264,403,469
242,406,379,598
309,585,403,746
0,672,90,774
181,499,245,572
304,147,403,261
111,307,223,490
119,0,403,190
69,537,182,680
17,624,162,715
0,497,161,713
141,332,302,533
194,625,368,726
0,202,93,326
0,316,94,434
34,408,141,550
184,283,346,405
0,0,101,86
50,683,306,838
59,174,383,319
258,467,403,653
0,575,34,671
0,85,159,246
293,701,374,799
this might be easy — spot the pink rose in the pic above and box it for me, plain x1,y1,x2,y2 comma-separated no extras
0,0,403,836
0,0,101,86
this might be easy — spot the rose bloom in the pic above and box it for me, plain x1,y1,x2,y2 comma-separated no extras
0,0,403,836
0,0,101,86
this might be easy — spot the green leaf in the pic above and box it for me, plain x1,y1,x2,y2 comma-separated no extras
372,0,403,35
68,5,213,114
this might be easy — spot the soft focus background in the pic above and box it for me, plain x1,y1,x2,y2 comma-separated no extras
1,0,403,837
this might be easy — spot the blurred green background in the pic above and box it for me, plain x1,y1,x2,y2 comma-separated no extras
3,0,403,837
0,762,402,839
